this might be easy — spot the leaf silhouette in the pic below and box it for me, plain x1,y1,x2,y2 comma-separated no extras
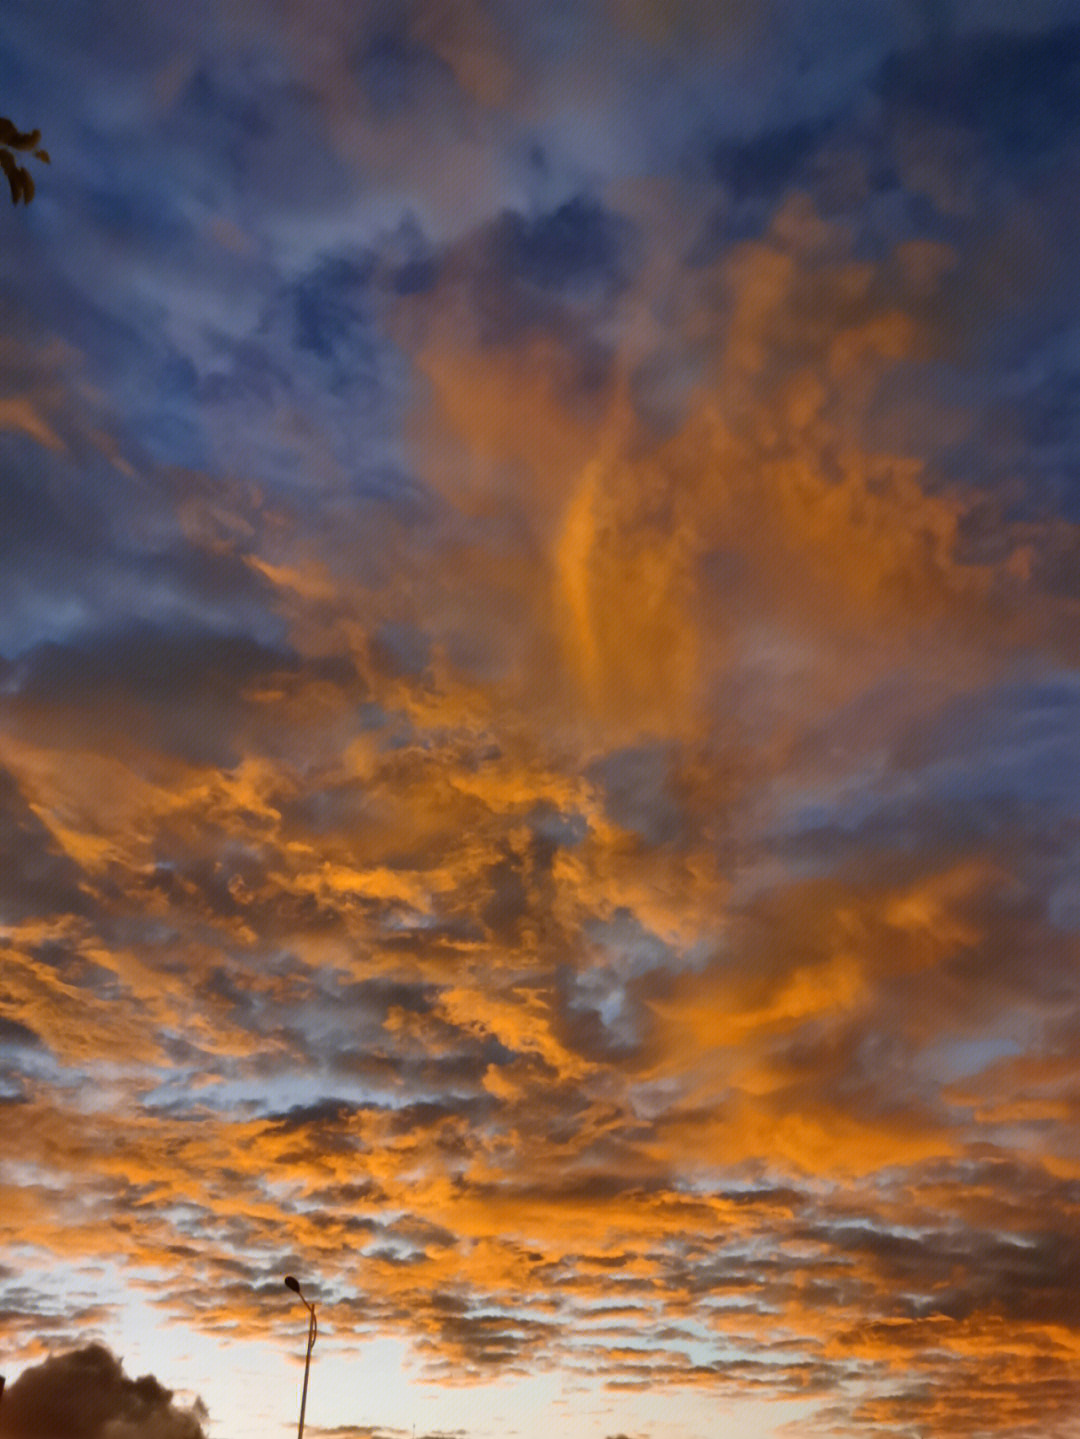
1,118,48,203
0,119,40,150
0,148,22,204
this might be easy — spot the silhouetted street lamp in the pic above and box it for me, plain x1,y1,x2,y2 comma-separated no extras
284,1275,317,1439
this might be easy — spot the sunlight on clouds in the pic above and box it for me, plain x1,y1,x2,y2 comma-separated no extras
5,6,1080,1439
0,396,65,452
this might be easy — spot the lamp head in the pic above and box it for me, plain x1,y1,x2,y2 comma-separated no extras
284,1275,302,1294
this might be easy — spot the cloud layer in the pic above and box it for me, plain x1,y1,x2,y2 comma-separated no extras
3,4,1080,1439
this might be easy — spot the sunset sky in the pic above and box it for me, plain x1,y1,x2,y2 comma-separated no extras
3,3,1080,1438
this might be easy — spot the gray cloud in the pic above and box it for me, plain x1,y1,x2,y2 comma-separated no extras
0,768,87,922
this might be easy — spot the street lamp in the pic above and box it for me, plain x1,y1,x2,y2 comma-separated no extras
284,1275,317,1439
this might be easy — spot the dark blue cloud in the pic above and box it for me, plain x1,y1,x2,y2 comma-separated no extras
0,1016,44,1048
447,196,634,379
497,197,632,299
957,324,1080,524
392,255,440,296
0,436,91,571
349,465,433,516
354,34,461,121
161,64,347,213
710,119,832,201
81,182,191,251
0,425,289,657
682,17,1080,255
895,675,1080,812
770,674,1080,897
5,0,208,79
180,247,420,506
877,25,1080,163
288,253,383,397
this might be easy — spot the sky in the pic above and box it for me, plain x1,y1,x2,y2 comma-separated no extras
2,2,1080,1438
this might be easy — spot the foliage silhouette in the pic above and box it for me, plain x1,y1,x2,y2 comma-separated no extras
0,118,49,204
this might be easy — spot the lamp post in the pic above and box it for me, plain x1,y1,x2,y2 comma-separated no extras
284,1275,317,1439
